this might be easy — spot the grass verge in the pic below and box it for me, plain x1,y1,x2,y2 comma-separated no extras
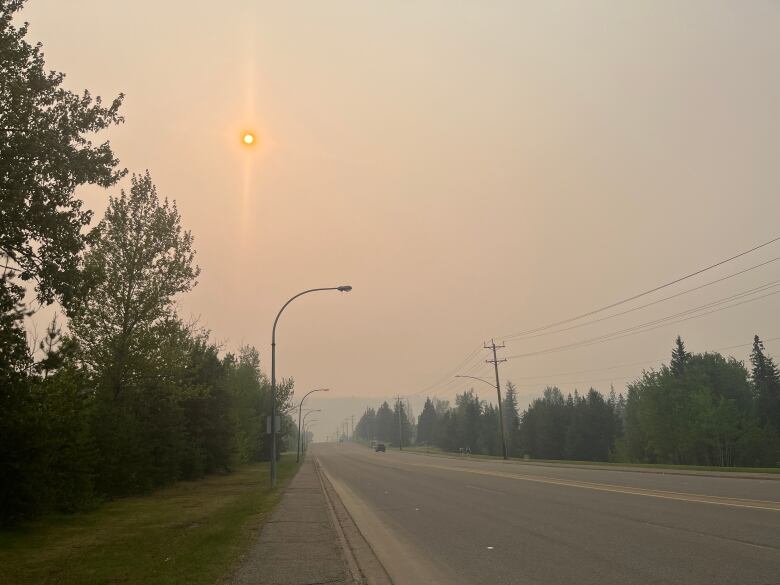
397,445,780,475
0,455,299,585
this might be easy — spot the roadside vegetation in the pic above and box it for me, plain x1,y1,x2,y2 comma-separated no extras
1,1,295,528
0,457,298,585
355,336,780,468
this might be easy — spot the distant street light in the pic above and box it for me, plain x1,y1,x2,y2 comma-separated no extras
301,409,320,456
454,374,495,388
270,286,352,487
303,419,319,454
297,389,328,462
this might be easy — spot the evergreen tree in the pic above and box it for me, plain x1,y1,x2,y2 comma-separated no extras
355,408,377,442
392,400,412,447
502,381,522,457
417,398,437,445
750,335,780,431
670,335,690,378
375,402,395,442
0,0,122,524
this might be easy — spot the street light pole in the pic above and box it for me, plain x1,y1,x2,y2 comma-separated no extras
300,411,320,459
303,419,319,454
271,285,352,487
297,389,328,463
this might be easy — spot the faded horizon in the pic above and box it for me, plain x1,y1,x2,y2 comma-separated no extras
20,1,780,438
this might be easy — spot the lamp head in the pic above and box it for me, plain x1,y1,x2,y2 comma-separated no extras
337,285,353,292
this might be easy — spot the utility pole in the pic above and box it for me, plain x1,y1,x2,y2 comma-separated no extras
485,339,508,460
351,415,355,440
395,395,403,450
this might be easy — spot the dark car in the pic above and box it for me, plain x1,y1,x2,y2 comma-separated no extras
375,443,386,452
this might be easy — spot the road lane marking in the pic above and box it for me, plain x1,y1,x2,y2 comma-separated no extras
465,484,510,496
342,446,780,511
403,461,780,512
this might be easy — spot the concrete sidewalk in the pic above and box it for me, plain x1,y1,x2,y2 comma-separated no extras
226,458,352,585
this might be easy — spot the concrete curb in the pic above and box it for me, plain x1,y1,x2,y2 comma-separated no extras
315,459,394,585
224,458,353,585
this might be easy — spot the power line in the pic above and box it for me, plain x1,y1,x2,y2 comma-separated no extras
406,344,484,397
507,288,780,360
499,235,780,341
503,336,780,391
485,339,508,460
422,336,780,401
505,256,780,342
405,237,780,405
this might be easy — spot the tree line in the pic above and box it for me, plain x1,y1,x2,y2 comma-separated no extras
1,3,292,526
354,336,780,468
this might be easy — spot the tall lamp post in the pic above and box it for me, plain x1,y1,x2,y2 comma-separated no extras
271,286,352,487
297,390,328,462
303,419,319,454
455,374,508,460
300,409,320,459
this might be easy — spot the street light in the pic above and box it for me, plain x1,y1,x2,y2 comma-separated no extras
270,286,352,487
455,374,508,460
303,419,319,454
455,374,495,388
297,389,329,462
300,411,320,458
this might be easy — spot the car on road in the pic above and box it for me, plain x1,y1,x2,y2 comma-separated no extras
375,443,386,452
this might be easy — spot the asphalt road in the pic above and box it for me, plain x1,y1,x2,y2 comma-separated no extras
313,443,780,585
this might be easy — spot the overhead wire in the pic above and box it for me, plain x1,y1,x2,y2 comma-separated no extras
405,344,484,398
500,336,780,392
405,237,780,403
499,235,780,341
507,287,780,360
504,256,780,343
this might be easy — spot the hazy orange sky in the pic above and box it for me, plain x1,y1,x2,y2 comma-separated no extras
20,1,780,433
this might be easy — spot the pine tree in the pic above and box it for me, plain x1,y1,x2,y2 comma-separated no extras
670,336,690,378
750,335,780,431
502,381,522,457
417,398,437,445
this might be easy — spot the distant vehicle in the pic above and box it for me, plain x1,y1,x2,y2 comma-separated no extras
375,443,386,452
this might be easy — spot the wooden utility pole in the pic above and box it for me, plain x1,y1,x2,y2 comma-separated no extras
485,339,508,460
395,395,404,450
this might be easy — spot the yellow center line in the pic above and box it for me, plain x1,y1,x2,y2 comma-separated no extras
397,459,780,512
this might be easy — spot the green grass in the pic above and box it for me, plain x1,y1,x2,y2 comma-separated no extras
398,445,780,474
0,456,299,585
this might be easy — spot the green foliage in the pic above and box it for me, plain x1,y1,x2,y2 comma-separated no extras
0,457,300,585
502,381,521,456
392,400,412,447
670,335,690,378
416,398,437,445
623,339,779,467
374,401,395,442
354,407,377,442
751,335,780,431
0,4,293,527
1,0,124,307
69,172,200,397
0,0,122,524
389,337,779,469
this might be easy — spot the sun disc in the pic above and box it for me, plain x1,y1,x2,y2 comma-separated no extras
242,132,255,145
